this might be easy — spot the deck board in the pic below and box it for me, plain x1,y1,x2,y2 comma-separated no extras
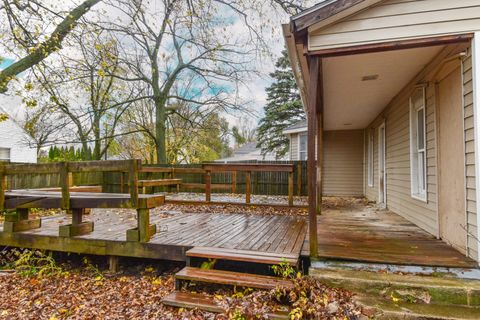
302,209,478,268
0,211,307,261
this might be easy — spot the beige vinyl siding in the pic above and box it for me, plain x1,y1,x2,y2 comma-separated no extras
323,130,364,197
362,49,473,237
291,130,364,196
463,47,479,261
309,0,480,50
365,123,381,202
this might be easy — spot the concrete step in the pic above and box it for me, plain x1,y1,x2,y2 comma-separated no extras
355,294,480,320
311,268,480,307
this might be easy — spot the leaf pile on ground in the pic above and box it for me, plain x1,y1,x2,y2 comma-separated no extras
157,203,308,216
0,249,369,320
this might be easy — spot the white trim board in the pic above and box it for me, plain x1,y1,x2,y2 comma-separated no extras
471,32,480,264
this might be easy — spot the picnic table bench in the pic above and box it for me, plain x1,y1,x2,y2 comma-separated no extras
0,159,164,242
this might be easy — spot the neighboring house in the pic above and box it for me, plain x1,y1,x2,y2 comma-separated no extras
0,107,37,163
215,142,279,163
285,0,480,264
284,120,363,197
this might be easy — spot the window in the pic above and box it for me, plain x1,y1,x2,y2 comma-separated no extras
410,87,427,201
367,129,374,187
0,148,10,162
298,133,307,160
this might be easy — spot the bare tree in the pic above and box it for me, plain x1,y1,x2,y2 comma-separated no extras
0,0,103,93
102,0,285,163
23,105,68,158
22,26,145,160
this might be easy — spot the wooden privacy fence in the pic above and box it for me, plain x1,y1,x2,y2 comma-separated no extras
104,161,308,198
203,163,295,205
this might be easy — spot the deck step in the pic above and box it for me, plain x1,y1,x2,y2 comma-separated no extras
163,291,290,319
162,291,224,313
176,267,293,290
186,246,299,266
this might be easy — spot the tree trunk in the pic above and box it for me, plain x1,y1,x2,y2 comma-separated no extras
155,99,167,164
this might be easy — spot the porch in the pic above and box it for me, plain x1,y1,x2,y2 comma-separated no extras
0,200,476,269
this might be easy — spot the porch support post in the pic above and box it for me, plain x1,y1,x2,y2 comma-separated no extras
316,111,323,215
307,55,321,258
471,33,480,264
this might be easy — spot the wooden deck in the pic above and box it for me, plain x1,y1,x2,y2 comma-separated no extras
302,208,478,268
0,211,307,262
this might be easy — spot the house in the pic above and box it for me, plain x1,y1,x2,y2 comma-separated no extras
215,141,279,163
284,119,363,196
0,107,37,163
285,0,480,264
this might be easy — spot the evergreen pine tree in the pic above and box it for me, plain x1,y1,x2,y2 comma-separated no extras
256,50,305,159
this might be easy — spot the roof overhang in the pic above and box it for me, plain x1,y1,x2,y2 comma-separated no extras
290,0,384,34
283,127,308,135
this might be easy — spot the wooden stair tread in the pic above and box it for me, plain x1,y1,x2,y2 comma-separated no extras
162,291,224,313
176,267,293,290
186,247,299,266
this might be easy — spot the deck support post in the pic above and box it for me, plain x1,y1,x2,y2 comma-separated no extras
307,55,322,259
108,256,120,273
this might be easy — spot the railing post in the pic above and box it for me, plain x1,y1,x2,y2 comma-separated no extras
288,171,294,206
231,171,237,193
59,162,71,210
0,165,6,210
129,159,139,207
297,162,302,196
245,171,251,204
205,170,211,202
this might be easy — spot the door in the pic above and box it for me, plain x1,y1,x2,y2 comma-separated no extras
378,123,386,205
437,63,466,254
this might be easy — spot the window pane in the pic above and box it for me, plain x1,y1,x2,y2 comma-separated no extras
299,134,307,152
417,108,425,150
0,148,10,162
418,151,425,192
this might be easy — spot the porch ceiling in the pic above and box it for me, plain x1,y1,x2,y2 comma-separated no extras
323,45,444,131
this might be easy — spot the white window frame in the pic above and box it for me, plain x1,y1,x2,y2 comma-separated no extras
409,86,428,202
367,129,374,187
298,132,307,161
0,147,10,162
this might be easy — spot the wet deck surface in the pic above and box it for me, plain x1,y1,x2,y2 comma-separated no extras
303,207,478,268
0,211,307,260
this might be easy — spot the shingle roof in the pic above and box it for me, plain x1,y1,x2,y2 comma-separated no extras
284,120,307,131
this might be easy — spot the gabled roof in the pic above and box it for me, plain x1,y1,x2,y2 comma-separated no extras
290,0,384,34
0,106,35,143
283,120,307,135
